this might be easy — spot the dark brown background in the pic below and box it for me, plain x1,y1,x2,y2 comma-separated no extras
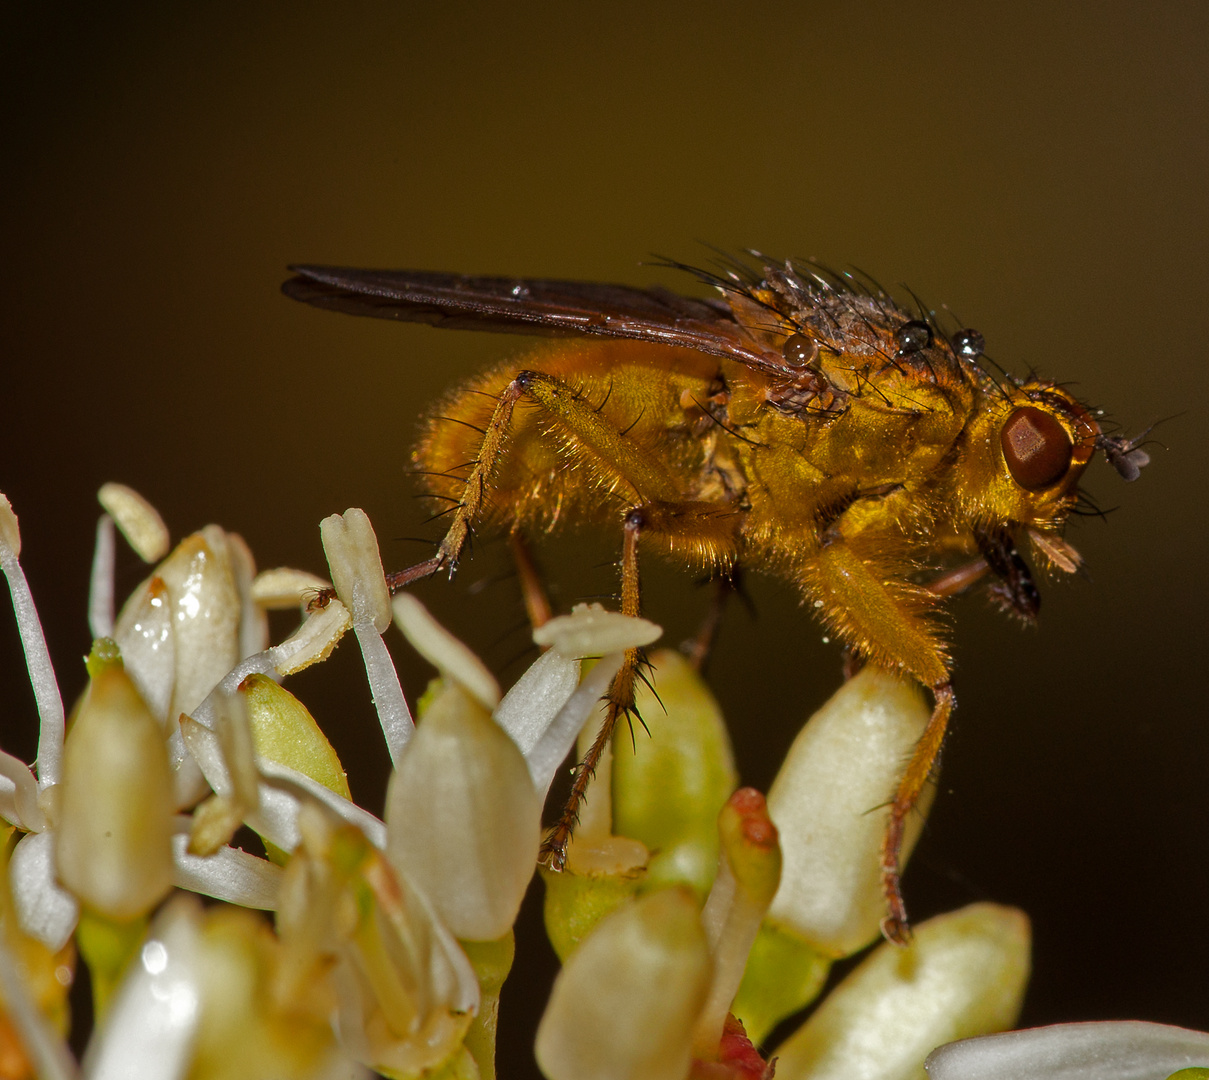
2,3,1204,1072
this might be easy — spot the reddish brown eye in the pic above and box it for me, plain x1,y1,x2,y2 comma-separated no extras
1001,407,1073,490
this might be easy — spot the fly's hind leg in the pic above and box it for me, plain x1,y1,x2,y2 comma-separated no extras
509,530,553,631
806,533,955,945
682,567,744,674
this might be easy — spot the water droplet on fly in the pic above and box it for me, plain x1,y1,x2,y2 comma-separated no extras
953,328,985,358
510,282,530,298
813,599,824,608
821,635,830,644
782,332,819,369
895,320,932,355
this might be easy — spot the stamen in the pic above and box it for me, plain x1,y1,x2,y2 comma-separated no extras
0,494,65,789
88,514,116,639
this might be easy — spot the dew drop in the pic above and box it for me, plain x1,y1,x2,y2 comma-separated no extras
953,328,985,358
782,332,819,369
895,320,932,355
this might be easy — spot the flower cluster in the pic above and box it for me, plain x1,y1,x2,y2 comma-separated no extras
0,485,1204,1080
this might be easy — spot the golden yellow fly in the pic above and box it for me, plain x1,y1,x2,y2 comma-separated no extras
283,254,1147,942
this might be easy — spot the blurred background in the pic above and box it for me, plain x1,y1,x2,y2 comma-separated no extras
2,1,1204,1071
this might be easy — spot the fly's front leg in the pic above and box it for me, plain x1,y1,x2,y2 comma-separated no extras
542,497,744,868
804,529,954,945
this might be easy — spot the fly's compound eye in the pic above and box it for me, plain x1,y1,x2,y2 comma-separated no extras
1001,407,1073,490
895,319,933,355
782,332,819,368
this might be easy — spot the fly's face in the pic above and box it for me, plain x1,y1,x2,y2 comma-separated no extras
952,381,1102,582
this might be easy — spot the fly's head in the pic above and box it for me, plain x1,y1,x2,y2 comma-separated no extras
957,380,1142,579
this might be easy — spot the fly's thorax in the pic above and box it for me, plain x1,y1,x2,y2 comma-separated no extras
947,382,1099,532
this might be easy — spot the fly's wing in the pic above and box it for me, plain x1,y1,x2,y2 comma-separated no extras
282,265,785,374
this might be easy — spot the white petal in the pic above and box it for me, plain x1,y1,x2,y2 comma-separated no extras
115,575,176,726
494,649,581,756
774,903,1031,1080
84,899,203,1080
10,831,79,950
257,759,387,850
392,592,500,710
533,604,662,657
925,1021,1209,1080
97,482,170,563
158,528,242,721
0,747,45,832
536,888,712,1080
526,654,623,796
179,715,234,798
226,531,269,659
169,831,282,910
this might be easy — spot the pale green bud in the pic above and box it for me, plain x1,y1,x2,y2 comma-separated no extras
386,684,541,941
536,888,712,1080
766,667,933,956
240,673,350,799
56,646,174,921
612,650,738,899
774,903,1031,1080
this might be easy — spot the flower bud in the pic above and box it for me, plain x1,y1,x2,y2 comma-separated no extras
774,903,1031,1080
386,684,541,941
612,649,737,898
56,646,174,921
766,667,933,956
116,528,242,727
536,888,712,1080
239,674,350,799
